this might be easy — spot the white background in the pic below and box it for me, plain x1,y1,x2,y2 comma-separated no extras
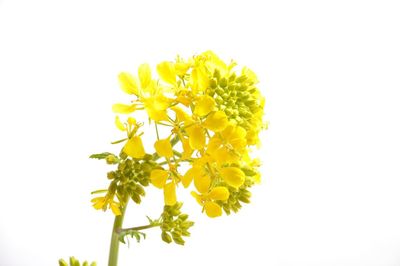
1,0,400,265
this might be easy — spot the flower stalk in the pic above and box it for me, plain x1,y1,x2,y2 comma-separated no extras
108,199,128,266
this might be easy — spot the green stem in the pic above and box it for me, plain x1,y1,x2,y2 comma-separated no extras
108,199,128,266
119,223,160,233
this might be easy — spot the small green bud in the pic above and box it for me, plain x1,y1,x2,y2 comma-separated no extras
210,78,218,89
134,185,145,196
143,154,153,161
119,152,128,160
131,193,141,204
238,195,250,203
83,262,89,266
215,96,224,104
107,171,116,180
172,234,185,245
219,77,227,88
58,259,68,266
225,108,233,116
213,69,221,80
229,73,237,82
236,75,247,83
161,231,172,243
178,214,188,221
248,87,257,93
69,257,79,266
160,222,171,231
181,230,191,237
139,178,149,186
216,87,224,95
106,154,119,164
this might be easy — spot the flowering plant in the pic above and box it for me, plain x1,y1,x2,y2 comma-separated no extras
59,51,266,266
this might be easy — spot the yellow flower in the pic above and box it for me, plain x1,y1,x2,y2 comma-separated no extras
190,65,209,94
123,136,146,159
112,103,138,114
185,123,206,150
150,169,169,188
164,182,177,206
219,167,245,188
150,169,177,206
118,72,139,95
157,61,177,86
207,124,247,164
138,63,152,89
154,138,174,158
193,95,216,116
91,196,121,216
190,186,230,218
202,111,229,132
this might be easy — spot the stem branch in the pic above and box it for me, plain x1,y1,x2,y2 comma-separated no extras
108,199,128,266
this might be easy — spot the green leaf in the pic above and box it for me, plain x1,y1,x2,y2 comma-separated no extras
89,152,115,160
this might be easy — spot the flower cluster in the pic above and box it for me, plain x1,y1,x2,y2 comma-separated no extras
91,51,266,221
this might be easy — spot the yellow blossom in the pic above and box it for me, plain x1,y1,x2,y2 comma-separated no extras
194,95,216,116
123,136,145,158
157,61,177,86
219,167,245,188
154,139,174,158
118,72,139,95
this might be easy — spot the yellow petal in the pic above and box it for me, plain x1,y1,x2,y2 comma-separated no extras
229,126,247,150
110,202,122,216
146,108,169,122
123,136,146,159
190,191,203,205
112,103,137,114
171,106,190,122
143,97,170,122
118,72,138,95
186,125,206,150
164,182,177,206
115,116,126,131
206,136,222,154
127,117,136,126
208,187,230,201
176,95,191,106
203,111,228,132
202,50,227,74
181,137,193,160
242,66,258,83
204,201,222,218
194,174,211,194
191,67,209,93
175,62,190,76
182,166,204,188
91,197,105,210
157,61,176,85
150,169,169,189
211,146,240,165
194,95,216,116
138,63,152,88
154,139,174,158
219,167,245,188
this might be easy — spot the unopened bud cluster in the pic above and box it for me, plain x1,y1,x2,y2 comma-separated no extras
160,202,194,245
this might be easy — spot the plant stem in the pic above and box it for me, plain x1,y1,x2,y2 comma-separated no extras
119,223,160,233
108,199,128,266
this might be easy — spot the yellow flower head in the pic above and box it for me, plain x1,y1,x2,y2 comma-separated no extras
92,51,266,227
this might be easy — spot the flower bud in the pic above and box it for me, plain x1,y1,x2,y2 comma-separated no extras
210,78,218,89
106,154,119,164
161,231,172,243
219,77,227,88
